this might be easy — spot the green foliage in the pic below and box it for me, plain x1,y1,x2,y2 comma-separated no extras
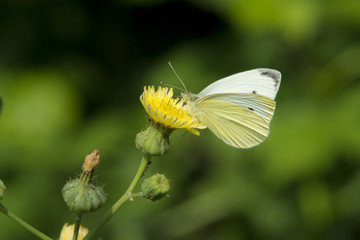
0,0,360,239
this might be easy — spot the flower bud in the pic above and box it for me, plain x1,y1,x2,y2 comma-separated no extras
141,173,170,201
0,179,6,200
62,178,106,213
59,223,88,240
136,121,172,156
62,150,106,213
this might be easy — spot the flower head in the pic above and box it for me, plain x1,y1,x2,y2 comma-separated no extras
140,86,206,135
59,223,88,240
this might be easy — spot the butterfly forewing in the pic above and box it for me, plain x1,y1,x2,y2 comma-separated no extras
194,100,270,149
198,68,281,100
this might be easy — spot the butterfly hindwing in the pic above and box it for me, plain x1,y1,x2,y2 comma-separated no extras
194,100,270,149
200,93,276,122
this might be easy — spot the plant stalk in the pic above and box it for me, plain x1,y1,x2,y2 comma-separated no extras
83,155,151,240
72,213,82,240
0,202,53,240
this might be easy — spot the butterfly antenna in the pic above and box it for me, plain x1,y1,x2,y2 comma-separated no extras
168,61,187,92
160,81,184,91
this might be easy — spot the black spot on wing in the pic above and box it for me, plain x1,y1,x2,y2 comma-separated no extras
252,90,257,94
248,107,254,111
259,69,281,89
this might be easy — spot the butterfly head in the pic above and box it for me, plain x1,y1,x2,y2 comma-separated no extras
181,92,198,103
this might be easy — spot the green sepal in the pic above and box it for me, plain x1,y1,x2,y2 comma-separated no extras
136,120,173,157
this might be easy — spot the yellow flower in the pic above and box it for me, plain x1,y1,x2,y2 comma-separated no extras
59,223,89,240
140,86,206,136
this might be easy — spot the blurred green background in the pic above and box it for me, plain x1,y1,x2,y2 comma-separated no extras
1,0,360,239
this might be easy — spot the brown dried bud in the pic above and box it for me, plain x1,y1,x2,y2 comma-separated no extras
82,149,100,172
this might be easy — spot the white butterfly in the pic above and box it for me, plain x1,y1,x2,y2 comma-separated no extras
182,68,281,149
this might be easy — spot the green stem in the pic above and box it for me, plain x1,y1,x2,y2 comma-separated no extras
0,202,53,240
72,213,82,240
83,155,151,240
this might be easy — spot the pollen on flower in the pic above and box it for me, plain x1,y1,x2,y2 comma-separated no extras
140,86,206,135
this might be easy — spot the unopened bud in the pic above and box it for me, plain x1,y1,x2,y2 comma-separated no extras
141,173,170,201
59,223,88,240
62,178,106,213
62,150,106,213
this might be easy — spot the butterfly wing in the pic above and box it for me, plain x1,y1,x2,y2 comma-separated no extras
202,93,276,122
194,98,273,149
198,68,281,100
